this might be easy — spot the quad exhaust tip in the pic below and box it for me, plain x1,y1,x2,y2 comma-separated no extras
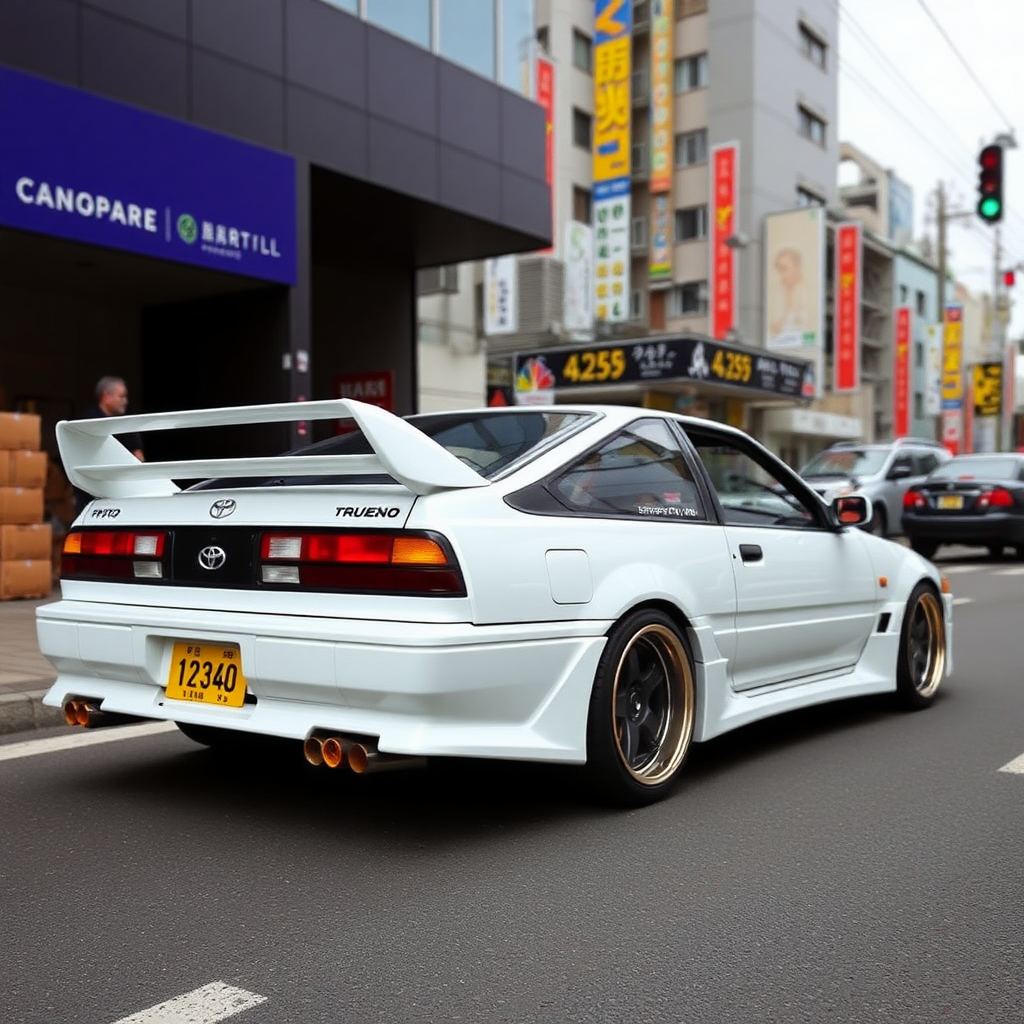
63,699,134,729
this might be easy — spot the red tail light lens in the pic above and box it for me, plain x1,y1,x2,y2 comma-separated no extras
903,490,926,510
258,530,465,595
978,488,1014,509
62,530,168,580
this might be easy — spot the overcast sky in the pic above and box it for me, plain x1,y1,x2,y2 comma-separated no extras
836,0,1024,338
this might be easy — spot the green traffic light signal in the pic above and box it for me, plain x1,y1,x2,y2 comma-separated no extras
980,195,1002,220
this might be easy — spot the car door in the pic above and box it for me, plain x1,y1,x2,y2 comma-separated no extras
683,424,878,691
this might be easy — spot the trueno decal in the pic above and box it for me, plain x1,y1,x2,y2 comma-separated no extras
15,177,158,232
335,506,402,519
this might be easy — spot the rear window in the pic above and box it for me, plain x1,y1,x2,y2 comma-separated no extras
190,410,594,489
800,448,888,477
929,457,1024,482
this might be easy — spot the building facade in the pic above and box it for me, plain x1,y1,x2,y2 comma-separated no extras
0,0,549,462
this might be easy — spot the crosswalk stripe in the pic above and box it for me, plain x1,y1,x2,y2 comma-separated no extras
111,982,266,1024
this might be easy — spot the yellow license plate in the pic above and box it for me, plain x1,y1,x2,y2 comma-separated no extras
937,494,964,510
166,641,247,708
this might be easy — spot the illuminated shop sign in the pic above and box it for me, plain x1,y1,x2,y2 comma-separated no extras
514,336,815,400
0,67,297,285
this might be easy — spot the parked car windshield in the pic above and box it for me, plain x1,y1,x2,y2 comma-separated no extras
928,456,1024,482
800,448,888,478
190,410,595,488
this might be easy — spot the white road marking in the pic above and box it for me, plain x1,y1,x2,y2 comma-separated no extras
110,983,266,1024
999,752,1024,774
996,567,1024,575
0,721,177,763
952,597,973,606
941,565,986,574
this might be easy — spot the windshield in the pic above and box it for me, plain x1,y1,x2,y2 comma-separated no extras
800,448,888,478
189,410,594,489
929,457,1024,482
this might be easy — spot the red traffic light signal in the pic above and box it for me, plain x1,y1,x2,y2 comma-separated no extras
977,144,1004,224
1005,269,1017,288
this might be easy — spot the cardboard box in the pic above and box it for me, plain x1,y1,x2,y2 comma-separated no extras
0,522,52,560
0,558,52,599
0,450,48,488
0,412,41,451
0,487,44,525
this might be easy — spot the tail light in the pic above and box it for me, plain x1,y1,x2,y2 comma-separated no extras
62,529,168,580
978,488,1014,509
903,490,926,510
258,530,466,595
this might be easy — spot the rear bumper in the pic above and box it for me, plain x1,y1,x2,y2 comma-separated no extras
902,513,1024,547
36,600,610,764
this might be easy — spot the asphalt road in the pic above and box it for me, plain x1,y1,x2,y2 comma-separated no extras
2,549,1022,1024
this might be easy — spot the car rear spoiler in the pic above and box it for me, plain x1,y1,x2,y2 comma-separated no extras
56,399,489,498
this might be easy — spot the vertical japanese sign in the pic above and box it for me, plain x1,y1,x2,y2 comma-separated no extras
649,193,671,280
593,0,631,324
893,306,912,438
709,142,738,340
536,55,555,254
648,0,673,194
941,304,963,455
833,222,861,393
764,206,824,398
483,256,518,335
563,220,594,335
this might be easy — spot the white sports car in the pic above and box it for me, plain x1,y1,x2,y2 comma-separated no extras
38,400,953,805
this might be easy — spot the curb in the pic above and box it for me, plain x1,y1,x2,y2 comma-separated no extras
0,688,65,736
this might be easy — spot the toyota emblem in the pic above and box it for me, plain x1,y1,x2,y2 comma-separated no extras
198,546,227,571
210,499,236,519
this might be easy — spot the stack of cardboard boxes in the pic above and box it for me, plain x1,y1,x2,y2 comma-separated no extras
0,412,53,599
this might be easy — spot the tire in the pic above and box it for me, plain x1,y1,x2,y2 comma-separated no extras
585,610,696,806
988,544,1005,559
866,505,888,537
910,537,938,559
895,583,946,710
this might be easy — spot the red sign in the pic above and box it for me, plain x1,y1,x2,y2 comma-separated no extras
334,370,393,432
833,222,861,392
893,307,911,438
536,55,555,254
710,143,738,339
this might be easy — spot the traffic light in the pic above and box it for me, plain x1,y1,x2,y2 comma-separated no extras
1005,269,1016,288
977,144,1004,223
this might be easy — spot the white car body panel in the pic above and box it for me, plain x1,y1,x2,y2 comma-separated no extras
38,400,954,772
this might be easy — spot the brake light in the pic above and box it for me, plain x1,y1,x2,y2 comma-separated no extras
978,488,1014,509
258,530,465,595
903,490,926,510
61,530,168,580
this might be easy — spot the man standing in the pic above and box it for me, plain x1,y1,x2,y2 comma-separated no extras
72,375,145,515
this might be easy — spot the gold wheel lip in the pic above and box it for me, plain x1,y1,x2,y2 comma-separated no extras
611,622,695,786
911,591,946,698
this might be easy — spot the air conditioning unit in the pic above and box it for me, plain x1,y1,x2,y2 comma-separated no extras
416,264,460,296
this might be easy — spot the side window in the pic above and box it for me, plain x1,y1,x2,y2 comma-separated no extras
686,429,819,528
553,419,706,520
917,452,939,475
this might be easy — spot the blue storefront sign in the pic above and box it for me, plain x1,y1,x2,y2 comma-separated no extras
0,67,297,285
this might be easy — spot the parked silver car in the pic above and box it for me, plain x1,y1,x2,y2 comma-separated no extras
799,438,952,538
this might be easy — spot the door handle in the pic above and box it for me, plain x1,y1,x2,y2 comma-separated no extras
739,544,763,563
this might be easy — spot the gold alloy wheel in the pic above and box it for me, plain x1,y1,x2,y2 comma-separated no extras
906,590,945,699
610,623,695,785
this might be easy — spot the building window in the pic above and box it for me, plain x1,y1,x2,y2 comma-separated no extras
438,0,495,80
631,217,647,249
500,0,536,91
536,25,549,51
572,186,592,223
677,0,708,16
798,105,827,146
675,205,708,241
572,108,592,149
674,128,708,167
899,284,909,304
673,53,708,93
631,289,645,321
365,0,431,48
799,23,827,69
572,29,592,73
668,282,708,317
916,290,927,317
796,186,825,207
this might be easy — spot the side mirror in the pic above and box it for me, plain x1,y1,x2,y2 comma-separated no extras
833,493,871,527
888,460,913,480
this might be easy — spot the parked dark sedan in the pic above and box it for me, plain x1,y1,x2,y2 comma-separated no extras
902,453,1024,559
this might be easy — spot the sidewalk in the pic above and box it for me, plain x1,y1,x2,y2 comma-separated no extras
0,591,66,735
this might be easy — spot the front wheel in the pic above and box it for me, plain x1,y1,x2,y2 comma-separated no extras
585,610,696,806
895,583,946,710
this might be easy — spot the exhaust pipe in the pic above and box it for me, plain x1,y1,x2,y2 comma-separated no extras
347,741,426,775
303,734,349,769
62,699,135,729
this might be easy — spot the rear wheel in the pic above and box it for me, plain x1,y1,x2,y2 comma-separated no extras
910,538,938,559
895,583,945,709
585,610,696,806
